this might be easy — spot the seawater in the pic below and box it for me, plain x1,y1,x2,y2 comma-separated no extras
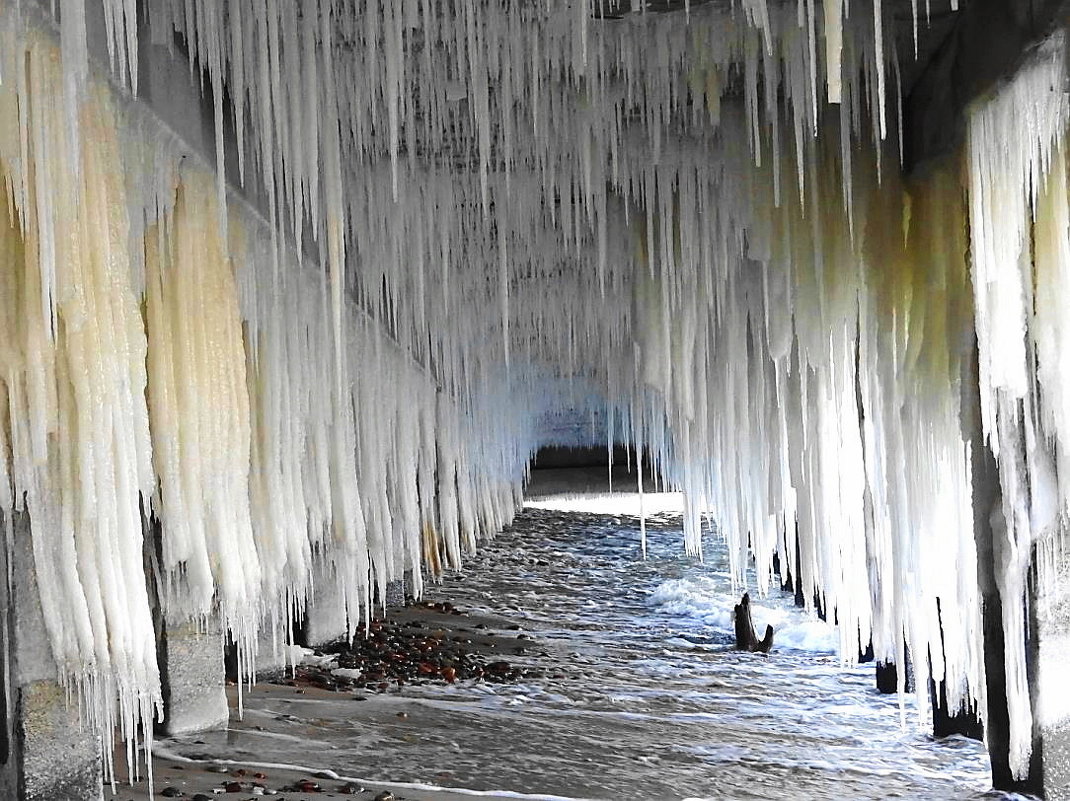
168,498,1013,801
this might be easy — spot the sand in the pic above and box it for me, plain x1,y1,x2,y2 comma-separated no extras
107,604,578,801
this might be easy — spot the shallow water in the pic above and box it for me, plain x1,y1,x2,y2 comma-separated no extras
164,502,1013,800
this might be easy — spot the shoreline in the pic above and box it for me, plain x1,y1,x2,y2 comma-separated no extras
110,602,565,801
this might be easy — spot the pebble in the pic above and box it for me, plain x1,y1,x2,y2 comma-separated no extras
372,792,395,801
161,788,184,798
278,607,532,693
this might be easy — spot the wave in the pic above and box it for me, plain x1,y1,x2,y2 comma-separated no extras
647,576,840,654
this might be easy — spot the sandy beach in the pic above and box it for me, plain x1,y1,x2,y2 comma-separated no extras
109,603,571,801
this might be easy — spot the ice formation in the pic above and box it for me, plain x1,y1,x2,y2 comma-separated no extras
966,33,1070,776
0,0,1065,788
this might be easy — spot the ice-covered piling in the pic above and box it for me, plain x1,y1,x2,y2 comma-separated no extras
733,592,774,654
0,511,105,801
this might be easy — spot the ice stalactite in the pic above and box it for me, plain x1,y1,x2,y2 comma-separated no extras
824,0,844,104
0,38,160,781
1034,145,1070,528
609,102,984,735
857,161,979,717
145,168,260,658
99,0,139,92
134,0,907,384
966,32,1069,779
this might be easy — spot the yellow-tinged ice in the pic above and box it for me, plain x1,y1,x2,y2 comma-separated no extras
145,170,260,643
0,39,160,781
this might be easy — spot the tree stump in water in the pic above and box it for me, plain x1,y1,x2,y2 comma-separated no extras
734,592,774,653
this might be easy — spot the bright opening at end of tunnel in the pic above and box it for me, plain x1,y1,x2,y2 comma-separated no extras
524,492,686,517
525,446,684,516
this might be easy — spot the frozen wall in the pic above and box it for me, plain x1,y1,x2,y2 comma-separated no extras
0,0,536,783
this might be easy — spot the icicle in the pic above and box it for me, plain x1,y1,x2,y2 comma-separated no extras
146,168,260,644
59,0,88,169
637,447,647,559
873,0,887,140
824,0,843,104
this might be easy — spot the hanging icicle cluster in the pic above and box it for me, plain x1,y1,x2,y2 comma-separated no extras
133,0,917,398
0,3,537,780
610,109,982,728
0,28,160,779
6,0,1070,789
966,32,1069,778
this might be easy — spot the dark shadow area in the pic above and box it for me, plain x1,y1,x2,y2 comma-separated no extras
532,444,634,469
526,445,663,499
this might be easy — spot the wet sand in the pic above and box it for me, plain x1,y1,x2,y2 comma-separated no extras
109,604,572,801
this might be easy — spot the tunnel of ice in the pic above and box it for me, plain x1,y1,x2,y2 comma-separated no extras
0,0,1066,786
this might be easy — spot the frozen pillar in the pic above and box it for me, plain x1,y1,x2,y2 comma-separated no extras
157,618,229,736
300,556,349,647
145,518,229,736
384,573,412,609
963,343,1070,795
928,600,983,740
972,436,1045,792
874,648,913,695
966,344,1036,791
0,510,104,801
1,536,13,801
1035,543,1070,797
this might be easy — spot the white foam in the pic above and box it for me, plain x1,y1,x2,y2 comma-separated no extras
648,576,839,654
1038,633,1070,728
152,746,595,801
